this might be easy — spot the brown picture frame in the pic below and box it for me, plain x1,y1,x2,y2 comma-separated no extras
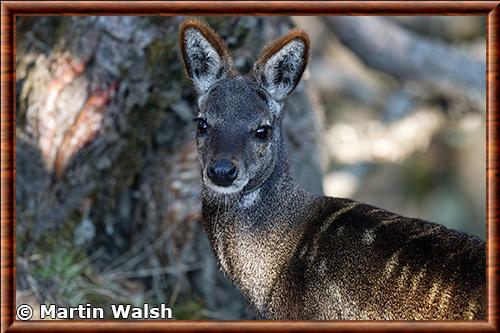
1,1,498,332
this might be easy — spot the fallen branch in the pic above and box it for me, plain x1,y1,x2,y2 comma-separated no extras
324,16,485,111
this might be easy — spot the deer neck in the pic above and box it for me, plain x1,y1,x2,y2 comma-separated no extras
201,154,319,316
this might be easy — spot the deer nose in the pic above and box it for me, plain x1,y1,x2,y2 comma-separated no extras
207,159,238,187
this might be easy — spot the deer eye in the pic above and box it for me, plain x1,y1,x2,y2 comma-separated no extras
194,117,209,135
255,125,272,140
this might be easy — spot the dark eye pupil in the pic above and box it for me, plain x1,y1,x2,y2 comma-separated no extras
256,126,271,140
197,120,208,134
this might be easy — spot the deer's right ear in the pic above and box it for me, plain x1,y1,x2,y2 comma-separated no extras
179,20,234,96
252,30,309,104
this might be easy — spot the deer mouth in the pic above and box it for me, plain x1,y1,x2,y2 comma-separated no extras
203,172,249,194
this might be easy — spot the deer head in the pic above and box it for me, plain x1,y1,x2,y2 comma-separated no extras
180,19,309,195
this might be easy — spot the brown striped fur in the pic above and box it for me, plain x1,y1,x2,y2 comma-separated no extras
179,20,486,320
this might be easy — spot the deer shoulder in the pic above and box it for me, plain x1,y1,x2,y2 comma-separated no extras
270,197,485,320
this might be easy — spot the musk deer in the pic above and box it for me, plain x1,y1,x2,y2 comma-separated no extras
179,19,486,320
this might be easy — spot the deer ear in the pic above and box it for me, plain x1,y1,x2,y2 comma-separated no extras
252,30,309,102
179,19,234,96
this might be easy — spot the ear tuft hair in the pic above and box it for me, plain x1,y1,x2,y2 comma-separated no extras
251,30,309,103
179,19,235,95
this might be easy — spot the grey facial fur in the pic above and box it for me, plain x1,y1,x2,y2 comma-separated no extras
197,77,280,195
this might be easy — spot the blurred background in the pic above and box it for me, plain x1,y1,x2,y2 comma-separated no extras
15,16,486,319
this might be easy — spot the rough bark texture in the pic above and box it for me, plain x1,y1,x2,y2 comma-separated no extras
16,16,323,319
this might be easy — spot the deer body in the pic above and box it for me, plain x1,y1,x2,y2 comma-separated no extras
179,20,486,320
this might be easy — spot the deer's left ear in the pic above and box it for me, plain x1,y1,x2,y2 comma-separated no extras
252,30,309,102
179,19,234,96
